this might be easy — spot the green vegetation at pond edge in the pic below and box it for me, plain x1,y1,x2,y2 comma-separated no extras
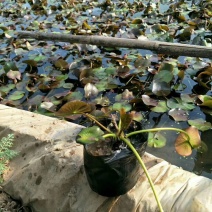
0,134,17,183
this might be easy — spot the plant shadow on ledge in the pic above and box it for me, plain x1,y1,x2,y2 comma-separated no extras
56,100,201,212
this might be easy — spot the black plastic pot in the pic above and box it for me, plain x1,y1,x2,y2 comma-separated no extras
83,123,147,197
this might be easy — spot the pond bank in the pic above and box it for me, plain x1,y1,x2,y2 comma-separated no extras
0,104,211,211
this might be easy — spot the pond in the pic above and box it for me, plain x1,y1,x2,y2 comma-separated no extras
0,0,211,179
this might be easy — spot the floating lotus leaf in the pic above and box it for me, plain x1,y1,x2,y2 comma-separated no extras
0,84,15,94
148,132,166,148
54,59,68,71
130,111,144,122
57,101,92,117
168,108,188,122
152,80,171,96
134,56,151,69
8,91,25,101
175,126,201,156
151,101,168,113
180,94,196,103
112,102,132,112
142,95,158,106
117,66,130,78
4,62,18,72
94,96,110,106
64,91,83,101
154,70,173,83
6,70,21,82
188,118,212,131
167,98,195,110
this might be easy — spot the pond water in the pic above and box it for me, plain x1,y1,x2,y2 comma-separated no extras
0,0,211,179
146,108,212,179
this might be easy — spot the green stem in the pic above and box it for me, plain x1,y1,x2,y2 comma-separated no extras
84,113,112,134
103,133,117,139
121,136,164,212
126,127,190,141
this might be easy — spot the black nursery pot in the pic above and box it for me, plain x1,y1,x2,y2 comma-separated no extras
83,124,147,197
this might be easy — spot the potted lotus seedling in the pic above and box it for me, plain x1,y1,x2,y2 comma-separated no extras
56,100,201,212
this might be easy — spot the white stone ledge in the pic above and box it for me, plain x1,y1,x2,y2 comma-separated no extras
0,104,211,212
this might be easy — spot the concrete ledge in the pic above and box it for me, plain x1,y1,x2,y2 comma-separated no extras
0,104,211,212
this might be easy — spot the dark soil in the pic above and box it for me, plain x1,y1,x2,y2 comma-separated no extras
0,188,31,212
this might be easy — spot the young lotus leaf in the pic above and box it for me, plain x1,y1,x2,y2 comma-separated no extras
120,108,133,132
57,101,92,117
175,126,201,156
188,118,212,131
168,108,188,122
148,132,166,148
77,126,104,144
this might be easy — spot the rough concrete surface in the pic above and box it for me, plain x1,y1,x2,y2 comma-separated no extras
0,104,212,212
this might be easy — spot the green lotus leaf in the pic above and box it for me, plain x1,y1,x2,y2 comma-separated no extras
4,62,18,73
154,70,173,83
148,132,166,148
151,101,168,113
0,84,15,94
188,118,212,131
112,102,132,112
8,91,25,100
77,126,104,144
